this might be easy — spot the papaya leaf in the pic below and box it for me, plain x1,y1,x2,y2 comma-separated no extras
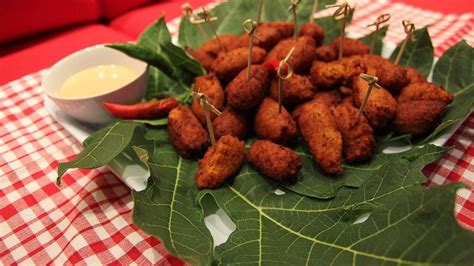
358,25,389,55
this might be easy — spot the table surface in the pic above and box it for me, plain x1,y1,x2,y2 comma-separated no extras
1,0,473,264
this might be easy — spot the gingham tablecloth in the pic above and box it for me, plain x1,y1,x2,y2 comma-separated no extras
1,0,473,264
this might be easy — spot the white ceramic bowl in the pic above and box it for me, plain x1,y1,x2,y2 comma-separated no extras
42,45,148,124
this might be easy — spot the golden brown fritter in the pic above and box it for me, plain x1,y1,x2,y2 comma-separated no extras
315,45,337,62
191,73,225,124
226,65,271,111
195,135,245,189
298,103,343,174
398,82,454,104
339,86,353,97
212,47,266,82
268,74,315,106
198,34,247,57
299,22,325,45
276,36,316,74
353,76,397,131
393,100,447,136
309,61,345,89
332,103,375,163
168,105,209,158
340,56,367,85
247,140,302,183
261,21,294,39
212,108,249,140
264,38,294,62
361,54,409,94
330,37,370,57
252,26,282,51
186,48,214,71
406,67,426,84
292,91,342,121
254,97,298,145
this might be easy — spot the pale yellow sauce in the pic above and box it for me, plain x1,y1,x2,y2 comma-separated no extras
57,64,138,98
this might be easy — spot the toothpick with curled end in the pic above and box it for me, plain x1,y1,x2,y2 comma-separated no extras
326,2,351,60
191,91,222,146
367,13,391,54
394,20,416,65
309,0,319,23
354,73,382,125
190,7,226,52
243,0,265,80
181,3,209,40
277,47,296,114
288,0,300,39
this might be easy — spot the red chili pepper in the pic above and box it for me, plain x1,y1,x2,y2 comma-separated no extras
103,98,178,119
262,59,289,75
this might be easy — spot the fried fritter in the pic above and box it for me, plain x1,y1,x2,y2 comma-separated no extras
361,54,409,94
191,73,225,124
276,36,316,74
261,21,294,39
212,108,249,140
254,97,298,145
186,48,214,71
406,67,426,84
339,86,353,97
195,135,245,189
315,45,337,62
264,38,294,62
340,56,367,85
198,34,247,57
268,74,315,106
212,47,266,81
299,22,325,45
168,105,209,158
292,91,342,121
309,56,366,89
247,140,302,183
330,37,370,57
298,103,343,174
393,100,447,136
398,82,454,104
332,103,375,163
226,65,271,111
353,76,397,131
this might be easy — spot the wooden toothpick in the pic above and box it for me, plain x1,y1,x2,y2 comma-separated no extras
367,13,391,54
354,73,381,125
181,3,209,40
190,7,226,52
192,92,222,146
288,0,300,39
277,47,296,113
243,0,265,80
394,20,416,65
326,2,351,60
309,0,319,23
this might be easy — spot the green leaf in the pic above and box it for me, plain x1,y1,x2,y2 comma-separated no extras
57,121,143,185
389,27,434,77
132,131,214,265
197,145,474,265
137,17,172,51
358,25,389,55
317,8,354,45
132,118,168,126
421,40,474,144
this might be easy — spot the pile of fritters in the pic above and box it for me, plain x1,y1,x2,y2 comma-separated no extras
170,21,453,189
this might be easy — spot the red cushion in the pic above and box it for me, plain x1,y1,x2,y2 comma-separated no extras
109,0,211,39
0,24,132,85
0,0,101,44
100,0,152,20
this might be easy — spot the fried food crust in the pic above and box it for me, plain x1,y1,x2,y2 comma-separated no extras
398,82,454,104
198,34,247,57
186,48,214,71
212,108,249,140
315,45,337,62
268,74,315,106
212,47,266,81
168,105,209,158
332,103,375,163
276,36,316,74
226,65,271,111
361,54,409,94
406,67,426,84
195,135,245,189
309,56,366,89
298,103,343,174
330,37,370,57
393,100,447,136
247,140,302,182
254,98,298,145
299,22,325,45
353,76,397,130
191,73,225,124
292,90,342,121
261,22,294,39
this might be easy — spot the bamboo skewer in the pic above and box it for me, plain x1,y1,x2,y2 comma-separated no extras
277,47,296,113
367,13,391,54
394,20,416,65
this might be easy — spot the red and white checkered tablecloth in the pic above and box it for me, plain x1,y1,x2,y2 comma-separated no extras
1,0,473,264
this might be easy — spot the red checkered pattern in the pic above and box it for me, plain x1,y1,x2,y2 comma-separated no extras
1,1,473,264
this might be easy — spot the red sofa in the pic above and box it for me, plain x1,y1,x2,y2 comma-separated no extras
0,0,210,85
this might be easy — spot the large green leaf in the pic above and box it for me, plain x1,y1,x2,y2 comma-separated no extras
137,17,172,51
358,25,389,55
132,130,214,265
57,121,143,185
389,27,434,77
421,40,474,144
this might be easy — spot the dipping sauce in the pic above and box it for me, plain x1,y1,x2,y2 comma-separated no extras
57,64,138,98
